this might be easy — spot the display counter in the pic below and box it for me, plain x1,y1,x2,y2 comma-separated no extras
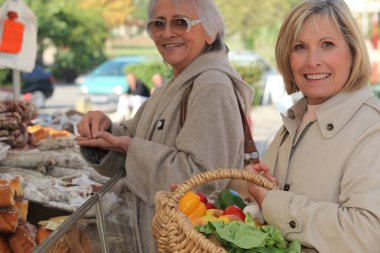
32,169,126,253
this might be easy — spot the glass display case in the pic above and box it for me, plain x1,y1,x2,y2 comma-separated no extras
32,169,127,253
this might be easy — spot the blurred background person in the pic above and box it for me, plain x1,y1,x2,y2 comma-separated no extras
115,73,150,121
125,73,150,117
150,72,165,95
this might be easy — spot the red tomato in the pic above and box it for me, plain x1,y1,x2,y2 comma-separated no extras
195,192,208,204
205,202,215,210
223,205,246,221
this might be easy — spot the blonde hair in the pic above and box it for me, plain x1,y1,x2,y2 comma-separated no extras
276,0,371,94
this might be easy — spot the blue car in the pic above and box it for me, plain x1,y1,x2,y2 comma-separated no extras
77,56,148,112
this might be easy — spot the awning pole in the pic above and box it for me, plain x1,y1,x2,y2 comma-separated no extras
12,69,21,101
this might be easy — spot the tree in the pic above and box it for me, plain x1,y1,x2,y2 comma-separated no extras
131,0,149,24
5,0,109,81
215,0,301,49
80,0,135,29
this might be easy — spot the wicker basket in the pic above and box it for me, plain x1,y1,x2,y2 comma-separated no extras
152,168,276,253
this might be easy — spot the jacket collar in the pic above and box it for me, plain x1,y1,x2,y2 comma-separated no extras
180,50,253,109
143,50,253,135
161,50,253,111
285,85,375,139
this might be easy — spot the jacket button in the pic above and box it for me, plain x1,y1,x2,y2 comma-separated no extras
326,123,334,131
284,183,290,191
289,221,296,228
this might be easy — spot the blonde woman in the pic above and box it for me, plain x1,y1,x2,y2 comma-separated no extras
246,0,380,252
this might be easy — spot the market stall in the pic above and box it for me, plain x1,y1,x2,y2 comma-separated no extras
0,99,134,252
0,0,135,251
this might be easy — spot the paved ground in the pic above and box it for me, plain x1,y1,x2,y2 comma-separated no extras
250,105,283,157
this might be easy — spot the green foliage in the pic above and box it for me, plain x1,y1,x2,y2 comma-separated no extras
0,0,108,82
232,64,265,106
0,69,11,87
215,0,302,62
38,1,108,81
80,0,134,29
125,61,172,89
131,0,149,23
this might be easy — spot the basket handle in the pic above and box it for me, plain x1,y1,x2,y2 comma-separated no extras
172,168,276,204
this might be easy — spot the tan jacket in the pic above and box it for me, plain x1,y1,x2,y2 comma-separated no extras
81,50,253,252
263,85,380,253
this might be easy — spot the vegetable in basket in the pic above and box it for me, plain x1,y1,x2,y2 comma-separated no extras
196,214,301,253
214,189,247,210
179,191,207,218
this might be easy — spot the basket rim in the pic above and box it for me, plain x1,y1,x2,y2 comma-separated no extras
171,168,276,204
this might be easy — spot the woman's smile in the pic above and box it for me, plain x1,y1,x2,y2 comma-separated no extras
304,73,331,81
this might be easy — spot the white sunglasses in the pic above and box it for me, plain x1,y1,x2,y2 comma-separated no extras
145,17,202,37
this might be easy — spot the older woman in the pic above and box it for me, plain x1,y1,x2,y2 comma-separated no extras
75,0,253,252
244,0,380,252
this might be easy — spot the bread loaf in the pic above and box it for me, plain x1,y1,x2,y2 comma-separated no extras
0,236,11,253
36,227,52,245
9,222,37,253
36,226,71,253
10,176,23,197
0,208,18,233
0,185,14,208
15,198,28,222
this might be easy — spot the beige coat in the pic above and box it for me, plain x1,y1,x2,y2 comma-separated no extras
81,51,253,252
262,85,380,253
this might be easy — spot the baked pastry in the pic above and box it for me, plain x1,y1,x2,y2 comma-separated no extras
10,176,24,197
0,236,11,253
0,176,23,198
8,221,36,253
0,185,15,208
36,226,71,253
35,227,52,245
0,208,18,233
15,198,28,222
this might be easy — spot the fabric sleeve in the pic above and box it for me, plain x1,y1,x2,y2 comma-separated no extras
125,83,245,206
262,123,380,252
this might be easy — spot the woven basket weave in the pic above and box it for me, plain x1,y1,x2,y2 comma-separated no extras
152,168,276,253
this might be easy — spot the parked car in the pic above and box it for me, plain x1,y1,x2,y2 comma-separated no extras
229,50,301,113
21,65,55,108
76,56,149,112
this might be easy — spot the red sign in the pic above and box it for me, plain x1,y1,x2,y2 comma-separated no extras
0,11,25,54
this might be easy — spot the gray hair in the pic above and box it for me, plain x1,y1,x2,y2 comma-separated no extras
147,0,226,52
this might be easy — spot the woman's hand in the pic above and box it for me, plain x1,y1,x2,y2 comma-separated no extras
246,163,277,208
76,111,112,139
75,130,131,154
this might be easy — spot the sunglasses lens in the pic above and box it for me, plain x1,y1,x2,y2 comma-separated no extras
147,20,165,36
146,18,192,36
170,18,189,34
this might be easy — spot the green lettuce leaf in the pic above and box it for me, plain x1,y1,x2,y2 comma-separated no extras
195,215,301,253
